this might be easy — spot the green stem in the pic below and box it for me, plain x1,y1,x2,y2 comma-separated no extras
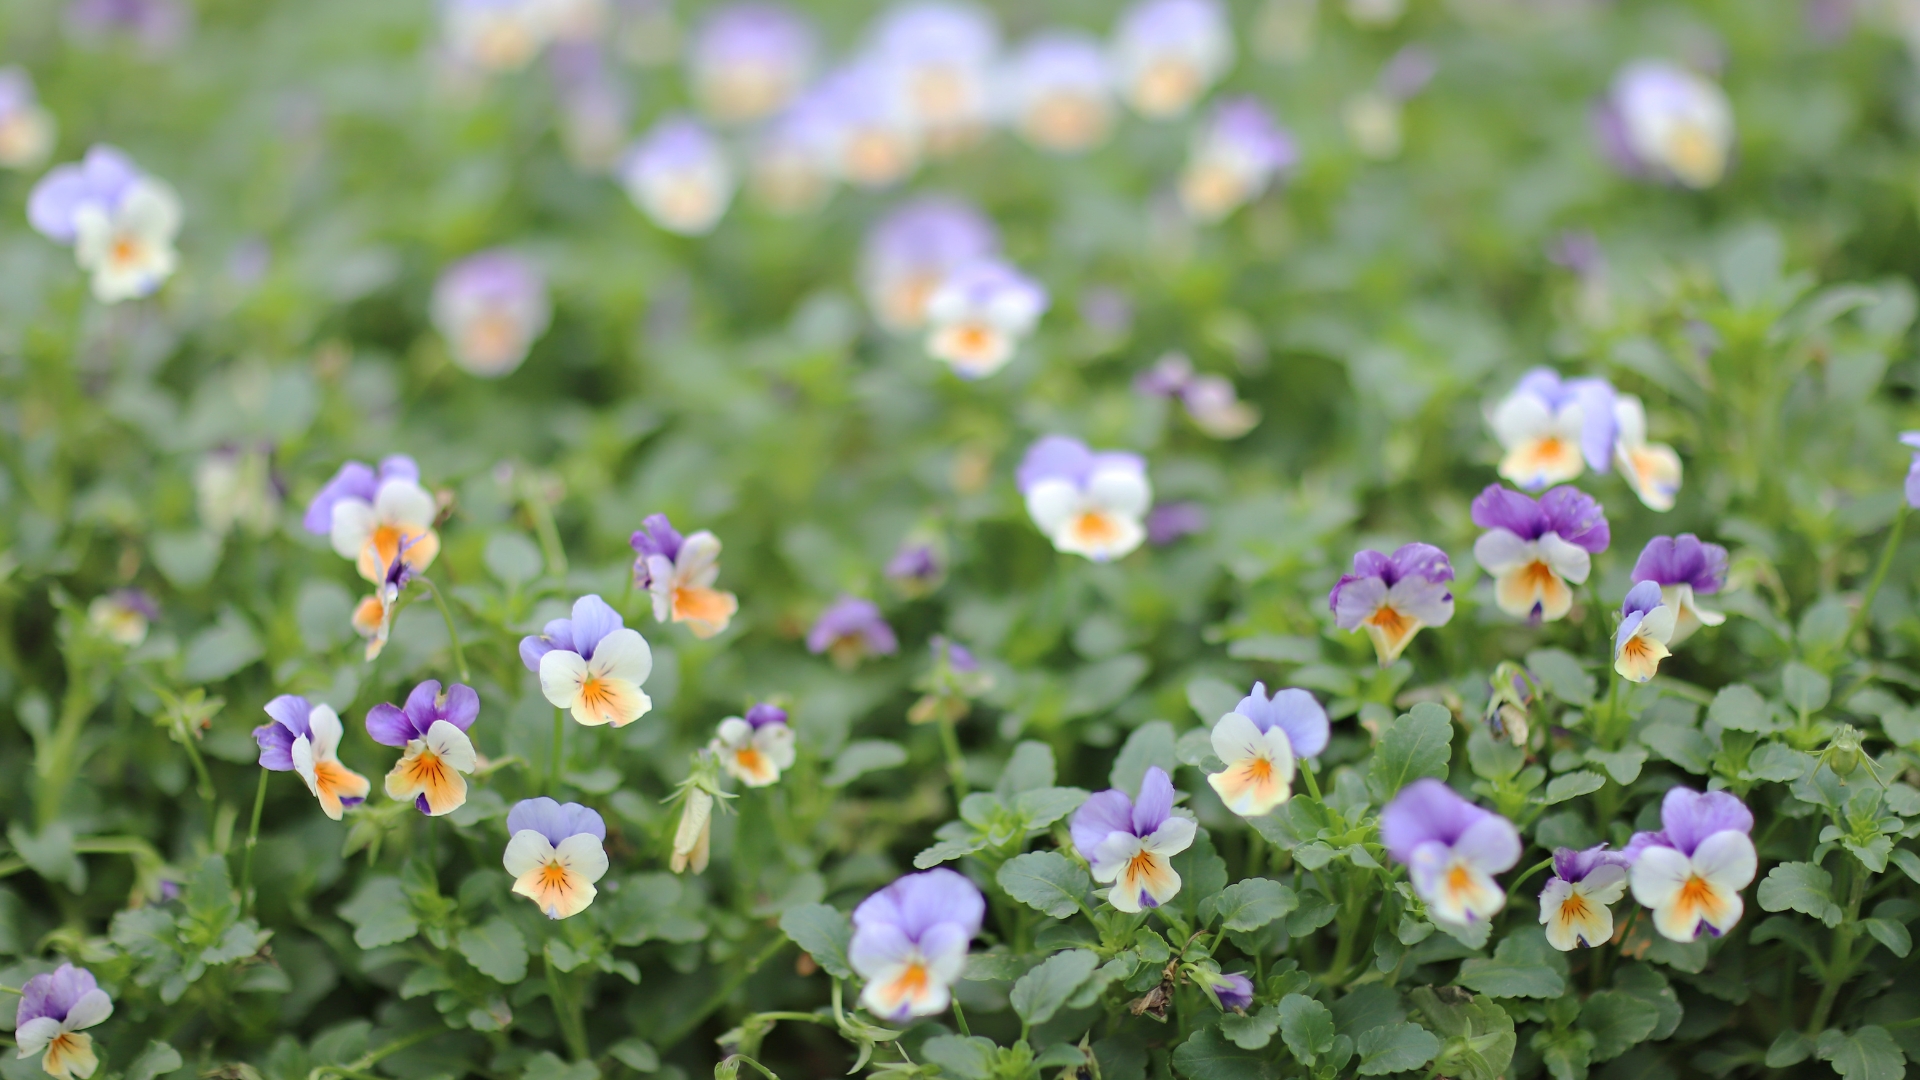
524,480,569,578
415,576,470,682
0,984,21,995
1847,501,1908,654
241,769,269,916
35,674,97,828
1805,861,1868,1036
545,952,591,1062
937,718,968,809
952,1001,970,1037
1298,760,1322,802
731,1056,781,1080
1507,856,1557,894
551,708,567,793
177,725,218,826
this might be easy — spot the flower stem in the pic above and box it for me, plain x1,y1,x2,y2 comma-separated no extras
952,1001,970,1037
551,707,567,793
1805,860,1868,1036
35,673,97,828
523,477,569,579
1846,500,1908,655
937,717,968,809
415,576,470,682
241,769,269,916
546,951,591,1062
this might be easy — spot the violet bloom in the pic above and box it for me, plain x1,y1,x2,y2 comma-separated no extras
1594,61,1733,189
1007,32,1115,155
521,595,655,727
1071,766,1197,912
711,703,795,786
430,250,551,378
1538,845,1630,951
27,144,181,304
304,455,440,584
850,868,985,1020
1209,971,1255,1012
861,195,1000,331
1487,367,1617,490
1329,543,1454,664
14,964,112,1080
687,2,817,124
87,588,157,647
1901,432,1920,509
1146,501,1208,546
1380,779,1520,927
1626,787,1756,942
1470,484,1610,624
631,513,738,639
805,63,922,189
808,596,899,669
620,115,735,236
504,797,609,919
885,537,946,596
1111,0,1233,119
924,259,1050,379
254,695,370,821
1631,534,1727,645
66,0,190,52
1206,684,1328,817
867,0,1000,150
748,96,839,214
0,67,56,170
1178,96,1297,223
1017,435,1152,562
1613,581,1676,684
1548,230,1605,279
1135,353,1257,438
366,681,481,817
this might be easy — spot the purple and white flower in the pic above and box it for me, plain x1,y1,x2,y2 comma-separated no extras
747,97,839,214
550,42,629,170
1330,543,1455,664
1178,97,1297,223
687,2,817,124
1134,353,1258,439
431,250,551,378
712,703,795,787
1538,845,1630,951
861,196,1000,331
0,67,56,170
851,868,984,1020
1595,61,1733,189
1006,33,1115,155
1380,779,1521,926
255,695,370,821
504,797,609,919
66,0,192,53
1613,581,1676,684
14,964,112,1080
1612,394,1683,511
1205,684,1328,817
805,64,923,188
1111,0,1233,119
521,595,655,727
1071,766,1197,912
366,681,480,817
1487,368,1617,490
351,538,418,662
807,596,899,669
885,535,946,597
304,455,441,585
631,514,738,639
1207,971,1255,1012
924,259,1050,378
1470,484,1610,624
1630,534,1727,645
1627,787,1757,942
88,588,157,647
867,0,1000,151
1016,435,1152,562
28,144,181,303
620,116,735,235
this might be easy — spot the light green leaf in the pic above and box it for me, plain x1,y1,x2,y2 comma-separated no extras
1010,948,1100,1026
1708,684,1775,732
1641,725,1713,775
778,903,853,979
1749,742,1812,782
1766,1030,1815,1068
996,740,1056,796
1278,993,1337,1064
1111,721,1180,792
182,609,264,682
1861,918,1912,959
1187,678,1245,727
824,739,909,786
915,836,988,868
456,916,529,983
922,1035,997,1080
1366,703,1454,804
1220,1004,1282,1050
1524,649,1594,707
1356,1022,1441,1075
1584,746,1647,785
1455,929,1567,999
336,877,417,949
608,1039,659,1073
483,531,543,585
1205,878,1299,932
1014,786,1089,829
998,851,1092,918
1543,770,1606,805
1783,663,1831,714
1816,1026,1907,1080
1758,862,1843,927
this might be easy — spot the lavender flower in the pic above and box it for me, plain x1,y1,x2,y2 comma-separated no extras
1613,581,1676,684
861,196,1000,331
1487,368,1617,489
885,535,947,597
1007,32,1116,155
304,455,441,584
366,680,481,817
687,2,817,124
620,116,735,235
1209,971,1255,1012
441,0,549,72
1627,787,1757,942
1630,534,1727,645
550,42,629,170
1329,543,1455,664
1178,96,1297,223
87,588,157,647
1538,845,1630,951
431,250,552,378
1379,779,1521,926
504,797,609,919
521,595,655,727
0,67,56,170
1205,683,1328,817
1135,354,1258,438
631,513,738,639
254,695,370,821
1017,435,1152,562
1594,61,1733,189
924,259,1050,378
66,0,191,52
28,144,181,303
14,964,113,1080
867,0,1000,151
1111,0,1233,119
807,596,899,668
1146,501,1208,546
1470,484,1610,624
1611,395,1682,510
711,703,795,786
850,868,985,1020
747,97,839,214
1071,766,1196,912
804,63,922,189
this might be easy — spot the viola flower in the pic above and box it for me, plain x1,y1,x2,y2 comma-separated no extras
807,596,899,669
304,455,441,585
620,115,736,235
522,595,655,727
1017,435,1152,562
1594,61,1734,189
885,534,947,597
1626,787,1757,942
1380,779,1521,927
1903,432,1920,509
29,145,181,304
1611,395,1682,511
711,703,796,787
1146,501,1208,546
1613,581,1676,684
66,0,192,53
748,98,838,214
670,785,714,874
254,695,370,821
1111,0,1233,119
441,0,550,72
1470,484,1610,624
1071,766,1197,912
687,2,817,124
430,250,552,378
867,0,1000,152
1178,97,1297,223
1007,33,1116,155
1206,683,1327,817
1538,845,1630,951
850,868,985,1020
806,64,922,188
351,542,418,661
924,259,1050,379
631,514,739,639
88,588,157,647
0,67,57,170
1202,970,1255,1012
366,680,481,816
908,636,994,723
1330,543,1455,664
861,196,1001,331
14,964,112,1080
1135,353,1258,438
1487,368,1617,490
549,41,628,171
504,797,609,919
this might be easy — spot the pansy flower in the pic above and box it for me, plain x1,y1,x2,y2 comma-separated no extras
254,695,370,821
1611,395,1682,511
1071,766,1197,912
441,0,550,72
14,964,112,1080
805,63,923,189
687,2,817,124
867,0,999,152
1470,484,1610,624
1329,543,1454,664
304,455,441,585
88,588,157,647
504,797,609,919
550,41,629,171
0,67,56,170
521,595,655,727
1111,0,1233,119
1594,61,1734,189
807,596,899,669
850,868,985,1020
861,196,1000,331
28,144,181,303
908,637,993,723
712,703,796,787
748,97,839,214
366,680,480,816
1206,971,1255,1012
1206,683,1327,817
1178,97,1297,223
924,259,1050,378
631,514,739,639
1016,435,1152,562
66,0,192,52
621,115,736,236
430,250,552,378
1626,786,1756,942
1007,33,1115,155
1380,779,1521,926
885,534,946,597
1538,845,1630,951
1630,533,1727,646
1134,353,1258,438
1613,581,1676,684
1487,368,1617,490
351,541,419,662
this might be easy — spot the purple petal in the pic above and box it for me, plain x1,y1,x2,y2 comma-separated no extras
253,722,297,772
1265,689,1329,759
17,964,99,1027
27,145,140,243
1553,843,1629,883
1015,435,1093,494
508,797,601,845
262,694,312,740
377,455,420,484
1451,814,1522,874
745,703,789,728
1659,787,1753,856
365,703,416,747
853,868,985,942
301,461,377,536
1379,779,1485,864
441,683,480,731
1071,788,1135,862
1384,542,1452,586
568,595,624,658
1568,377,1618,472
404,680,444,731
1631,534,1727,592
630,513,685,562
520,634,557,673
1130,766,1175,835
1146,501,1207,545
1621,830,1674,863
1621,580,1665,618
1469,484,1545,539
1214,972,1254,1011
1538,486,1609,553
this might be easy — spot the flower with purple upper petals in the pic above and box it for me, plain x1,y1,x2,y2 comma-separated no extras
504,797,608,919
1470,484,1610,624
621,115,735,235
924,259,1050,378
1488,368,1618,490
441,0,549,72
712,703,795,786
1178,96,1297,223
1631,534,1727,645
66,0,191,53
1902,432,1920,509
1112,0,1233,119
88,588,157,647
1330,543,1455,664
808,596,899,669
688,2,817,124
862,196,1001,331
431,250,552,378
1007,33,1115,155
1017,435,1153,562
522,595,655,727
1627,787,1757,942
29,144,181,304
254,695,370,821
1071,766,1196,912
1146,501,1207,546
1611,395,1682,511
14,964,113,1080
886,533,947,597
1538,845,1630,951
1595,61,1733,189
305,455,441,584
366,680,481,816
0,68,56,170
850,868,985,1020
1614,581,1676,684
868,0,999,152
1136,353,1258,438
29,145,137,245
1380,779,1521,926
1206,683,1327,817
631,513,738,639
351,539,420,662
909,636,992,723
806,64,923,189
1203,970,1255,1012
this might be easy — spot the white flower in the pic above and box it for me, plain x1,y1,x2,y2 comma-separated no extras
646,532,739,639
1629,831,1757,942
1205,713,1295,817
13,988,112,1080
1474,530,1591,622
1612,395,1682,512
1023,461,1152,562
1615,62,1733,190
382,719,478,817
670,787,714,874
504,830,609,919
1538,866,1627,951
291,704,373,821
1090,814,1196,914
72,177,180,304
329,475,441,584
712,717,796,787
539,627,654,727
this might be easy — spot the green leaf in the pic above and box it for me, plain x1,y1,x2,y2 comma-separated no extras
1278,993,1337,1064
182,609,264,682
1861,918,1912,959
1708,684,1775,732
1455,929,1567,999
456,916,529,983
1356,1022,1441,1075
1204,878,1298,932
1766,1030,1815,1068
921,1035,998,1080
483,531,543,585
521,1050,600,1080
997,740,1057,797
1611,964,1682,1041
336,877,417,949
1172,1026,1282,1080
1748,742,1812,782
1893,848,1920,886
915,836,989,868
1816,1026,1908,1080
1410,988,1515,1080
1578,991,1660,1062
998,851,1092,918
1187,678,1245,727
608,1039,659,1073
199,921,267,964
824,739,909,786
1111,721,1180,793
778,903,853,979
184,853,237,929
1013,786,1089,829
1170,828,1229,917
125,1040,186,1080
1758,862,1843,927
1641,724,1713,775
1010,948,1099,1026
1783,663,1832,714
1220,1004,1282,1050
1543,770,1606,805
1525,649,1594,707
1366,703,1454,804
1584,746,1647,785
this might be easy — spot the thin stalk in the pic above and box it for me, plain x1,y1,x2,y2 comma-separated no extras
1805,862,1868,1036
1846,500,1909,654
0,860,24,880
551,708,567,792
415,576,470,682
241,769,270,916
952,1001,970,1037
524,481,569,578
1507,856,1557,895
937,718,968,809
545,952,591,1062
35,675,97,828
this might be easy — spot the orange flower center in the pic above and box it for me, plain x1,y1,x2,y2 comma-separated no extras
1446,863,1474,894
1244,756,1273,782
886,961,930,1003
1127,850,1159,881
540,861,571,889
1622,636,1654,661
1367,604,1411,637
1677,874,1715,913
673,585,734,624
403,749,449,786
578,677,619,717
1558,890,1591,924
1072,511,1122,545
1520,560,1558,592
735,746,766,774
949,323,995,358
111,235,142,266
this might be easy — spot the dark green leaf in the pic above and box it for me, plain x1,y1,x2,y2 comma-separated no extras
1278,993,1336,1064
1221,1004,1282,1050
778,903,853,980
1204,878,1298,932
1171,1026,1282,1080
336,877,417,949
1010,948,1099,1026
1579,991,1660,1062
1758,862,1842,927
456,916,528,983
1356,1022,1441,1075
1366,703,1454,804
1816,1026,1907,1080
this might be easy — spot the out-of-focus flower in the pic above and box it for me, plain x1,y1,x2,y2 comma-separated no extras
1628,538,1725,647
923,259,1049,378
1483,662,1533,745
305,455,441,584
442,0,550,72
1594,61,1733,189
631,514,739,639
850,868,984,1020
14,964,113,1080
620,115,735,235
1146,501,1208,546
66,0,191,52
1627,787,1756,942
1902,432,1920,508
748,98,838,214
885,533,947,597
688,2,816,124
543,0,609,42
1487,368,1616,490
1178,97,1297,223
1611,395,1682,511
908,636,993,723
712,703,795,786
1253,0,1316,64
807,596,899,668
0,68,56,170
1613,581,1675,683
1538,845,1630,951
88,588,156,647
254,695,370,821
550,43,630,170
431,250,552,378
1330,543,1454,664
504,797,609,918
806,64,922,188
669,759,721,873
1007,33,1115,155
522,595,655,727
1471,484,1610,623
1206,683,1327,816
1205,971,1255,1012
1380,779,1520,927
1071,766,1196,912
1345,0,1404,27
196,445,281,537
861,196,1000,331
366,680,480,816
1016,435,1152,562
1134,354,1259,438
352,540,418,662
1112,0,1233,119
868,0,999,152
29,145,181,304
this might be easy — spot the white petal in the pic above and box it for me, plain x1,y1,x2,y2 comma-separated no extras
555,833,611,886
1639,604,1678,645
1628,845,1691,909
1583,864,1629,905
1089,833,1143,884
503,829,557,877
755,723,798,770
1024,478,1081,535
373,478,437,529
1085,465,1151,518
291,735,320,796
425,720,478,773
62,987,113,1032
1208,712,1266,765
1692,830,1758,892
1489,392,1552,448
329,498,377,560
1141,814,1197,857
540,649,591,709
306,705,344,761
1537,532,1592,585
715,717,752,748
588,628,654,685
1472,529,1532,574
13,1017,60,1056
